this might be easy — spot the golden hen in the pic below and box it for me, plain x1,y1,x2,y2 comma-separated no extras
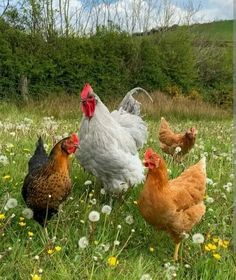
158,117,197,161
138,148,206,261
22,133,79,226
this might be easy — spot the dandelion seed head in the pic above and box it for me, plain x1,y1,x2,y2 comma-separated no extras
101,205,112,215
78,236,89,249
88,211,100,222
192,233,204,244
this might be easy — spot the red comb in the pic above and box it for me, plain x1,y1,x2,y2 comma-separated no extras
81,83,93,100
144,148,154,160
71,133,79,145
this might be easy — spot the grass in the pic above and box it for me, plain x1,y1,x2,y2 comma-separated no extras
0,96,234,280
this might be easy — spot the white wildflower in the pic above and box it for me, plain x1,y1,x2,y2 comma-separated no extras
117,225,122,229
78,237,89,249
206,197,214,204
101,205,112,215
5,198,18,209
84,180,92,186
34,255,40,260
125,215,134,225
90,199,97,205
192,233,204,244
38,268,43,274
184,264,191,268
100,188,106,195
140,274,152,280
22,208,34,219
114,240,120,246
175,146,182,154
131,229,135,233
206,178,213,185
0,155,9,166
88,211,100,222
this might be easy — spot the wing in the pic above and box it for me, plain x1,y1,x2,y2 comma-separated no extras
110,109,148,149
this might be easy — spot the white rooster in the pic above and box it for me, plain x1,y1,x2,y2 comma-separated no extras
76,83,152,193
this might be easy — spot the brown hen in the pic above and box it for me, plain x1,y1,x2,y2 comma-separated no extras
138,148,206,261
22,133,79,226
158,117,197,161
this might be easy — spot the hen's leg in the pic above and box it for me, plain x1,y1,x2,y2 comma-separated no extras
173,242,181,261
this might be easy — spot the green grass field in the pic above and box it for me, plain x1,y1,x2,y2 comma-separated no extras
0,100,234,280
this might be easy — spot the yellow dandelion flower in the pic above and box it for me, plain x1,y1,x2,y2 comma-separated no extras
213,253,221,260
3,175,11,180
55,246,61,252
107,256,119,267
223,240,229,246
205,243,217,251
149,247,155,252
218,239,223,246
0,213,6,220
47,249,54,255
19,222,26,227
213,237,219,243
31,274,41,280
19,217,25,221
28,231,34,237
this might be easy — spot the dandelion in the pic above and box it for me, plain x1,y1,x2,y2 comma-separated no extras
101,205,112,215
31,274,41,280
19,222,26,227
107,256,119,267
192,233,204,244
133,201,138,205
34,255,39,260
84,180,92,186
0,213,5,220
5,198,18,209
213,253,221,260
117,225,122,229
78,237,89,249
125,215,134,225
22,208,34,219
2,175,11,180
206,178,213,185
114,240,120,246
149,247,154,252
0,155,9,166
47,249,54,255
204,243,217,251
175,146,181,154
55,246,61,252
28,232,34,237
100,188,106,195
19,217,25,221
206,196,214,204
140,274,152,280
90,198,97,205
88,211,100,222
38,268,43,274
131,229,135,233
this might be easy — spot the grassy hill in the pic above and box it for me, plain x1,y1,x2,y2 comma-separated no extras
190,20,233,43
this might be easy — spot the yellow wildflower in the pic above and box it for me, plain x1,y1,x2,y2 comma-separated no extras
3,175,11,180
213,237,219,243
31,274,41,280
223,240,229,246
213,253,221,260
19,217,25,221
133,201,138,205
19,222,26,227
149,247,155,252
218,239,223,246
0,213,6,220
28,231,34,237
47,249,54,255
55,246,61,252
107,256,119,267
205,243,217,251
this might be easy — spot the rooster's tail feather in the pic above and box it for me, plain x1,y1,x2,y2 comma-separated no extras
118,87,153,116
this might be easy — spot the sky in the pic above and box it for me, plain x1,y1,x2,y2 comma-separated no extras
1,0,234,33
